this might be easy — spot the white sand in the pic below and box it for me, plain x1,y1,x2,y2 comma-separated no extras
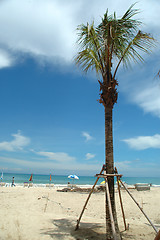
0,186,159,239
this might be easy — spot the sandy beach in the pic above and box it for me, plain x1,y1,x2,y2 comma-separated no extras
0,186,159,240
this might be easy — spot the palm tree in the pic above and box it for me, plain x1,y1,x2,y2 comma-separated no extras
74,4,155,240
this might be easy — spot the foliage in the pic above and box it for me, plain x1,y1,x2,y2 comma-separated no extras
75,4,155,86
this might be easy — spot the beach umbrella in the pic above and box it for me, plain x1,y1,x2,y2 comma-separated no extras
29,174,33,182
68,174,79,180
68,174,79,185
100,180,105,185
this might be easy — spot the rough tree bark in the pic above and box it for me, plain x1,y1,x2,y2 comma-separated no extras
105,107,121,240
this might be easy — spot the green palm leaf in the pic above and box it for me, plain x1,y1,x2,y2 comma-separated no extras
75,4,155,82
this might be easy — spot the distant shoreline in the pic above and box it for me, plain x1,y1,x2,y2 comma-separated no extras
1,172,160,186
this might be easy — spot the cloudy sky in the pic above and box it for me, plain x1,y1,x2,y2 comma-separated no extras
0,0,160,176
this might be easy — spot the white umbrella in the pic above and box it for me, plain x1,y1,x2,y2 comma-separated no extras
68,174,79,186
68,174,79,180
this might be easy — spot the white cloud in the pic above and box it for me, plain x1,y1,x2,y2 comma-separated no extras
0,49,14,68
3,156,160,176
115,160,160,177
132,83,160,118
123,134,160,150
0,131,30,152
82,131,93,142
85,153,95,160
0,0,78,63
118,49,160,119
115,161,131,171
36,151,76,162
0,0,159,67
0,156,101,175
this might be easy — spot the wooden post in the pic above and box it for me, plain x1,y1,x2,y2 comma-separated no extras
155,230,160,240
119,179,158,234
75,166,104,230
116,176,127,231
105,177,117,240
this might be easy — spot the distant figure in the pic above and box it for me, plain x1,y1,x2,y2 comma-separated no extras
11,177,15,187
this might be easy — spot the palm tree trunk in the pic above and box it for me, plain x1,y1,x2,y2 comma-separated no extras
105,106,121,240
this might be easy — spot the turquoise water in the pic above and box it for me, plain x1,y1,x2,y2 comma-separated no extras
1,173,160,187
1,173,96,186
122,177,160,186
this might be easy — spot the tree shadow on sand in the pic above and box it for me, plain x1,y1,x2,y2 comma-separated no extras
41,218,106,239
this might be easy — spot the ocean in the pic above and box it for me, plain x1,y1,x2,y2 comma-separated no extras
1,173,160,187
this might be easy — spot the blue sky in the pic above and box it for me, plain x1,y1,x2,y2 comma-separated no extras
0,0,160,176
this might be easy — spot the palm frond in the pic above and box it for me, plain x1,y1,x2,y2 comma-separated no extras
122,3,139,20
75,48,102,74
74,4,156,83
75,22,105,75
113,31,156,78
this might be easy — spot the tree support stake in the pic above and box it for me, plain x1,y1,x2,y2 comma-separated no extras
75,165,123,240
75,166,159,239
119,179,158,234
75,165,104,230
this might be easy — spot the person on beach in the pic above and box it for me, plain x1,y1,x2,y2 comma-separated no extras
11,177,15,187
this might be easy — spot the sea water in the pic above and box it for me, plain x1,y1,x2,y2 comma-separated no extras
1,173,160,187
